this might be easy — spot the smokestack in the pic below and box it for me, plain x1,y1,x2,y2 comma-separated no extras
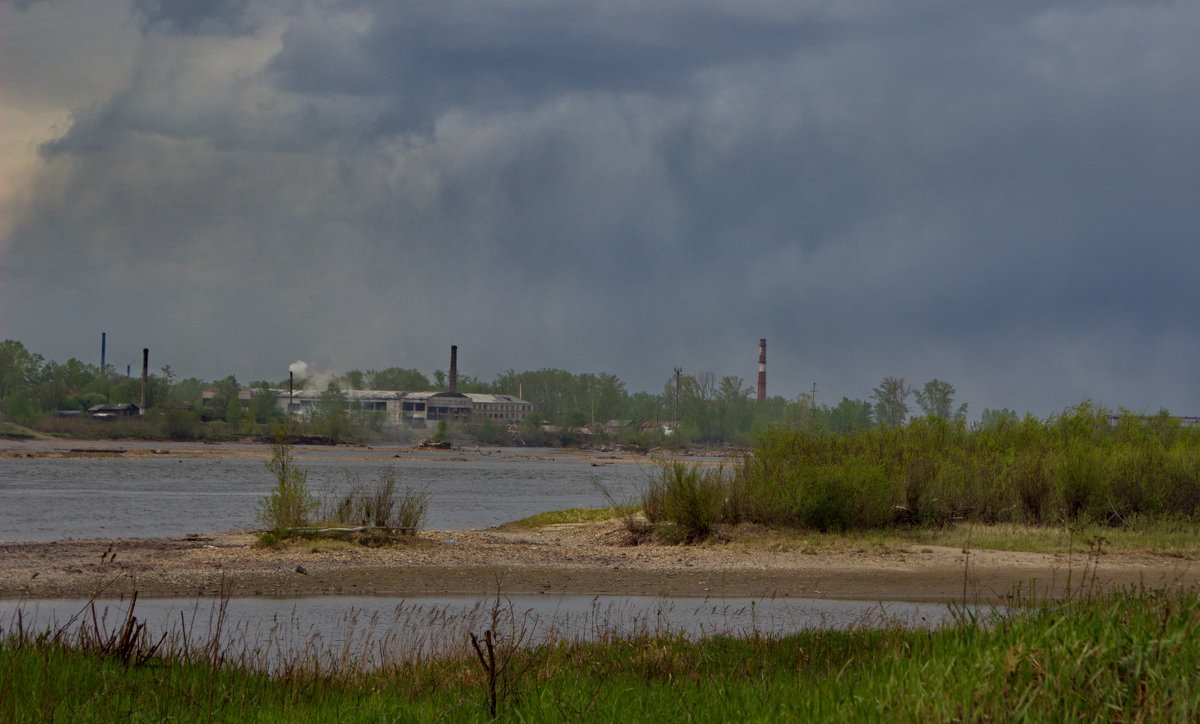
756,339,767,402
289,371,294,408
449,345,458,394
100,332,106,373
140,348,149,414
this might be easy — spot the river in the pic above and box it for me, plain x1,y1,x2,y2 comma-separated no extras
0,441,660,542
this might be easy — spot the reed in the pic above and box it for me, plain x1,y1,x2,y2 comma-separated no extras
720,405,1200,532
4,587,1199,721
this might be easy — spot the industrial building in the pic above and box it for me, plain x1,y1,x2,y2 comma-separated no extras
271,389,532,428
269,345,533,429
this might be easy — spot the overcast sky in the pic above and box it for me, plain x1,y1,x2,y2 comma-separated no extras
2,0,1197,417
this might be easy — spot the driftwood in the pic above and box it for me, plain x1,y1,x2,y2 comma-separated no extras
284,525,417,534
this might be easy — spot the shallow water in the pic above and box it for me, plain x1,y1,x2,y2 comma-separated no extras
0,593,983,670
0,444,654,542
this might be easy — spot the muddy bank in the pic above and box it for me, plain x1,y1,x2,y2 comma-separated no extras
2,523,1195,604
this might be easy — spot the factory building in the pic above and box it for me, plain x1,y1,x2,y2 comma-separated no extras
271,346,533,428
273,389,533,428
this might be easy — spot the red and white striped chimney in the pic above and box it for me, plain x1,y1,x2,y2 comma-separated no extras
756,339,767,402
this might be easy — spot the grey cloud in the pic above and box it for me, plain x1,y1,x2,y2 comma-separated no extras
132,0,259,36
265,1,834,131
4,1,1200,416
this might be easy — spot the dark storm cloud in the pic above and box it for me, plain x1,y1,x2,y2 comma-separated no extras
132,0,259,36
4,0,1200,415
267,2,826,97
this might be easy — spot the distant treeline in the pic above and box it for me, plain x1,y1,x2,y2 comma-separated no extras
0,338,1161,448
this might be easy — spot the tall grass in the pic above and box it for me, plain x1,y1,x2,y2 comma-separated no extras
4,588,1200,721
316,469,430,533
645,405,1200,537
258,427,428,543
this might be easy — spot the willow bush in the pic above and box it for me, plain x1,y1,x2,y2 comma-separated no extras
653,405,1200,537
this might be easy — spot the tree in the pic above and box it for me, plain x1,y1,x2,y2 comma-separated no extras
979,407,1019,429
871,376,911,428
914,379,967,421
342,369,366,390
225,395,245,425
250,383,282,424
0,339,43,400
827,397,873,433
369,372,436,393
313,381,349,441
207,376,240,420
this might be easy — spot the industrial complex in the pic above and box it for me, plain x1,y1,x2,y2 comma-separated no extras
260,345,532,429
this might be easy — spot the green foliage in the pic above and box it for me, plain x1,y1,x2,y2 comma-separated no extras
0,339,43,400
643,461,727,542
465,415,511,445
155,405,199,440
317,469,429,533
914,378,968,421
311,382,350,441
825,396,874,433
509,507,626,527
206,376,240,420
224,396,244,425
365,367,431,391
2,392,37,426
871,375,911,428
733,407,1200,530
256,425,316,533
6,589,1200,722
249,383,281,424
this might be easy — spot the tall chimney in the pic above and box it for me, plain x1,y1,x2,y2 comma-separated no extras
140,348,149,414
449,345,458,394
100,332,107,373
756,339,767,402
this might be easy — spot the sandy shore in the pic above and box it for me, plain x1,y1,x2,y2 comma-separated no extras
3,522,1197,603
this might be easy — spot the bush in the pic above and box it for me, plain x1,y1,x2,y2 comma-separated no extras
256,425,316,533
318,469,429,534
717,407,1200,534
644,461,727,542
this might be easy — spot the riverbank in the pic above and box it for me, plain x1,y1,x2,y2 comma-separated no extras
2,521,1196,603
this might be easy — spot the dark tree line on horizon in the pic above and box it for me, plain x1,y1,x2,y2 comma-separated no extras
1,337,1021,444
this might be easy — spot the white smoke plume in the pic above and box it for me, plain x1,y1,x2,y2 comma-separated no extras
287,360,340,391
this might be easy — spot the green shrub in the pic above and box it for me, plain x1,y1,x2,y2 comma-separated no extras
722,407,1200,533
317,468,429,534
256,424,316,533
644,461,727,542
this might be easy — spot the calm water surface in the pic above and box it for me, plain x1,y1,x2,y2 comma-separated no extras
0,442,657,542
0,593,982,669
0,442,990,660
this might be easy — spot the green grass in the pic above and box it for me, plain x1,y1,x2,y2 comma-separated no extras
4,588,1200,721
506,506,626,528
515,505,1200,557
724,519,1200,558
0,421,36,439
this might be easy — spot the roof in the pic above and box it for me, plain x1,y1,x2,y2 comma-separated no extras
88,403,140,412
463,393,532,405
